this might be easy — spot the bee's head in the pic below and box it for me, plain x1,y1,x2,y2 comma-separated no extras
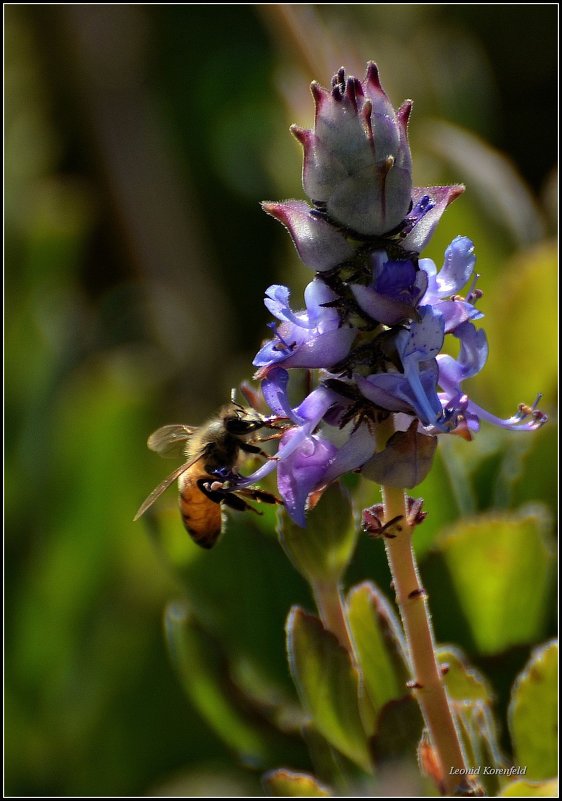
222,404,265,437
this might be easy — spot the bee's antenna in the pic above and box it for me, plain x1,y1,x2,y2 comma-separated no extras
230,387,245,414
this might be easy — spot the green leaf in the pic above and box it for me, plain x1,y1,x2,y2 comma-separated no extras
484,241,557,412
263,769,332,797
286,606,371,772
437,647,505,795
155,511,310,696
468,704,505,796
437,646,492,703
508,640,558,780
301,723,353,791
499,779,558,797
370,696,424,766
165,600,296,767
277,481,357,584
346,582,409,726
436,508,554,653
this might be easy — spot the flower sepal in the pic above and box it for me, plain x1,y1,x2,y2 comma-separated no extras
276,480,357,584
360,419,438,488
261,200,359,271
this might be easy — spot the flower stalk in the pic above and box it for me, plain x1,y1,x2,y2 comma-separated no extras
311,578,355,655
375,415,479,796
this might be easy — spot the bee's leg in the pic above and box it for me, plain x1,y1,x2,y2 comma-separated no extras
239,441,270,459
235,487,282,505
221,493,262,515
253,431,285,443
196,479,265,515
196,478,226,504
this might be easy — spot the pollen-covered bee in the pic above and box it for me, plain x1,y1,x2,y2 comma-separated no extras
134,402,282,548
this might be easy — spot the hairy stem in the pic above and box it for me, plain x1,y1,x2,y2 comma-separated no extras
376,416,480,796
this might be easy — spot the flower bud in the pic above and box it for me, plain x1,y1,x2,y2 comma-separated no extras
294,63,413,237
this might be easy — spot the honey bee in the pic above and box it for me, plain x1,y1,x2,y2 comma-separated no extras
134,402,282,548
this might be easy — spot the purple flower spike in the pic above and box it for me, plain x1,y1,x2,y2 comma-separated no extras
245,62,548,525
261,200,358,271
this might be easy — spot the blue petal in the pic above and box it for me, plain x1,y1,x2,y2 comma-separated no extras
281,327,356,369
261,367,299,421
396,306,445,365
277,431,336,526
436,236,476,295
322,424,376,482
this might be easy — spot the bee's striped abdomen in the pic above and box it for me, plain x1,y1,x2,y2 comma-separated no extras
178,462,222,549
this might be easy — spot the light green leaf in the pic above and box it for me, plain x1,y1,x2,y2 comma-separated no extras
508,640,558,780
437,646,492,703
286,606,371,772
469,704,505,796
262,769,333,797
499,779,558,797
436,508,554,653
346,582,409,725
277,481,357,584
437,647,504,795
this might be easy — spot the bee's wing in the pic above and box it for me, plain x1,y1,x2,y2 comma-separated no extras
133,455,202,521
147,424,196,458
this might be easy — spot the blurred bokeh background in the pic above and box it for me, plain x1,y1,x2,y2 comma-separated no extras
5,5,557,796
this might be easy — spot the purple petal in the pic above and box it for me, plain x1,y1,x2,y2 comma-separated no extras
437,300,483,333
350,283,417,325
419,236,476,303
277,430,336,526
356,372,420,414
396,306,445,364
356,362,442,423
303,279,341,330
252,327,305,367
322,424,376,483
437,323,488,390
281,327,356,369
261,367,299,422
402,360,445,429
375,258,417,295
264,285,314,329
294,386,337,425
435,236,476,295
462,397,548,432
